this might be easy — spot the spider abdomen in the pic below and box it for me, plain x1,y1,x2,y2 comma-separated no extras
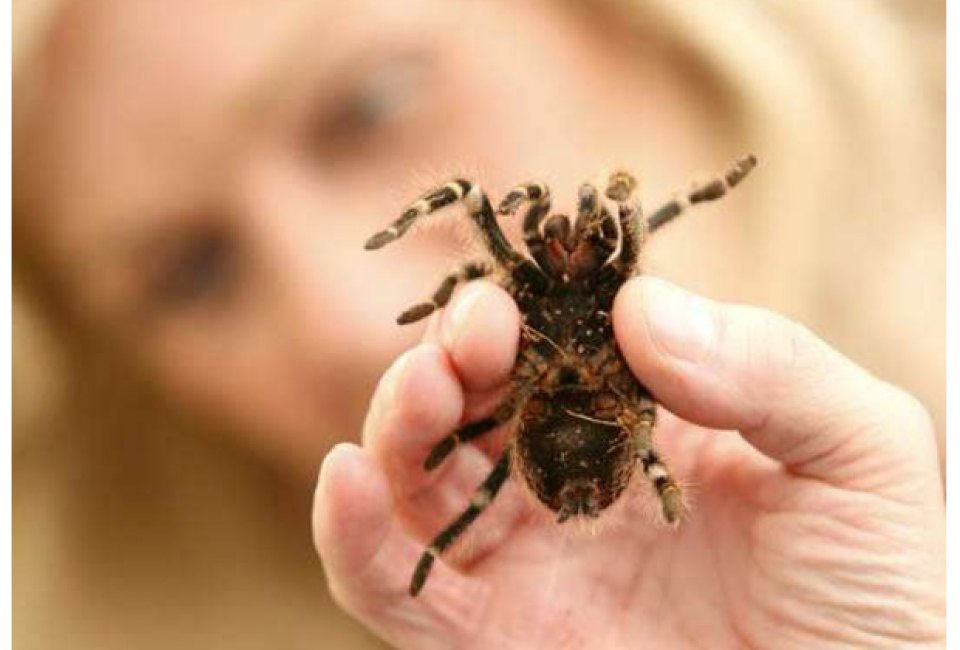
517,391,637,522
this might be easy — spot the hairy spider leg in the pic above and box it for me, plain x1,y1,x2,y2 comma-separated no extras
423,417,499,472
365,180,473,250
396,260,492,325
496,182,551,217
366,179,546,289
424,355,540,470
646,154,758,233
424,388,525,470
410,452,512,596
494,182,561,279
626,408,684,524
521,200,556,274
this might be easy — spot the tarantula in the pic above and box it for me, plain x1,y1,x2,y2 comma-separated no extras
365,155,757,596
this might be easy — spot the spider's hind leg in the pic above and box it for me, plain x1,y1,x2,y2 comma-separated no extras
424,385,527,470
623,408,684,524
410,452,512,596
397,260,492,325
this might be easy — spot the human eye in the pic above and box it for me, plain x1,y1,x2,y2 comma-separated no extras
307,52,434,157
141,224,241,313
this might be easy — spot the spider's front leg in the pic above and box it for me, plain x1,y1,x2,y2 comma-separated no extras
365,179,544,283
495,181,561,279
365,180,474,250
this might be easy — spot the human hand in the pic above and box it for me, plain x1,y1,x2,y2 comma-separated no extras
313,277,945,649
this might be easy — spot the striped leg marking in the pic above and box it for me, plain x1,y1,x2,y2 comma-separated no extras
494,182,559,279
646,154,758,233
468,185,540,278
640,447,684,524
631,409,684,524
410,452,512,596
397,260,492,325
365,180,472,250
496,182,550,217
366,178,545,291
424,390,523,470
522,201,556,278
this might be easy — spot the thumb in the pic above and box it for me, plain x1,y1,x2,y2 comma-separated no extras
612,277,939,496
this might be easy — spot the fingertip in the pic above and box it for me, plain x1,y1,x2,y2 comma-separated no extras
614,276,925,488
440,281,520,392
614,277,791,434
313,443,393,576
391,344,464,440
614,276,717,368
612,277,712,416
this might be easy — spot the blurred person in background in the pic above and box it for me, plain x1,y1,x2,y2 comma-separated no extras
13,0,944,648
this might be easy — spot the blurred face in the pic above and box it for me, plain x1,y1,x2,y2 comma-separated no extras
16,0,715,480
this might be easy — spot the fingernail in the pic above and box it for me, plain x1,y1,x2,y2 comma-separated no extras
442,282,488,349
641,278,716,363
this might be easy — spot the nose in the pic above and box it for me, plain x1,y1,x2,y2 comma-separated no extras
557,479,601,523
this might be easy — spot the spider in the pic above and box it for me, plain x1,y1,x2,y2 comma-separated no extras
365,155,758,596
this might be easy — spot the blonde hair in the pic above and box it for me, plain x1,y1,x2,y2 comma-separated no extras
13,1,944,648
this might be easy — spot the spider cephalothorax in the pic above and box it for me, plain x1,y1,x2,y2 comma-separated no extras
365,156,757,596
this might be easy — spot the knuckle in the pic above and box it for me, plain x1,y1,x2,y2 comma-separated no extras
866,383,941,477
882,384,935,434
363,344,447,444
737,305,818,378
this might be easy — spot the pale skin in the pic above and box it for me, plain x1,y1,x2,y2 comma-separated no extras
313,277,946,649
